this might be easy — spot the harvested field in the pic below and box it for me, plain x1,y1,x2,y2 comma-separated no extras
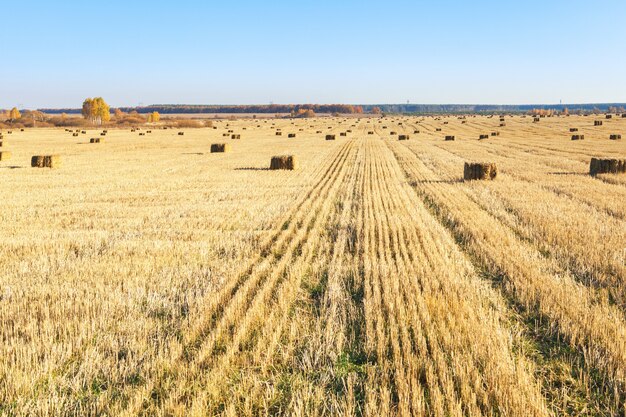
0,114,625,416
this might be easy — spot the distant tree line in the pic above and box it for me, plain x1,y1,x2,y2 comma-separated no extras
30,102,626,116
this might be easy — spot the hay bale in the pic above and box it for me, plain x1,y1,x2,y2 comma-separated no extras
499,123,506,127
445,135,455,141
210,143,230,153
326,135,336,140
0,151,12,161
464,162,498,180
178,132,184,136
103,130,108,133
340,132,347,136
81,130,86,134
131,129,136,132
100,132,106,136
316,130,322,134
491,131,500,136
90,138,103,143
443,121,449,125
606,115,613,119
594,121,603,126
0,141,3,147
368,131,374,135
436,128,442,132
31,155,61,168
146,130,152,133
270,155,298,170
288,133,296,138
609,134,622,140
398,135,409,140
389,131,397,135
533,117,540,122
20,128,25,132
569,128,578,132
231,134,241,139
479,134,489,140
276,132,282,136
571,134,585,140
139,132,145,136
414,130,420,134
72,133,79,137
589,158,626,175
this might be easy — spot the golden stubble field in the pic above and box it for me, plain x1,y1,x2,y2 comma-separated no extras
0,114,625,416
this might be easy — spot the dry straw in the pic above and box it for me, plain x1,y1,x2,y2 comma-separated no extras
0,151,12,161
31,155,61,168
464,162,498,180
210,143,230,153
270,155,298,170
589,158,626,175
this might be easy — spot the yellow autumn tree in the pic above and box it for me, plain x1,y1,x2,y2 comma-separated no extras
9,107,21,121
147,111,160,123
82,97,111,125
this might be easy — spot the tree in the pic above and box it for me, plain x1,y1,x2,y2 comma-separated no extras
147,111,160,123
371,106,382,114
82,97,111,125
9,107,21,121
114,108,125,118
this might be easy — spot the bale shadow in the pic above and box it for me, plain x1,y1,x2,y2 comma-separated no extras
0,166,25,169
410,179,463,185
182,152,204,155
547,171,586,176
235,167,270,171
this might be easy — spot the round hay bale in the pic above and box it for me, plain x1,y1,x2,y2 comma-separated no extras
276,132,282,136
100,132,106,136
398,135,409,140
340,132,347,136
609,134,622,140
390,131,397,135
445,135,455,141
499,123,506,127
594,121,603,126
72,133,79,137
590,158,626,175
178,132,185,136
0,151,12,161
368,131,374,135
569,128,578,132
479,134,489,140
571,134,585,140
326,135,336,140
436,128,442,132
316,130,322,134
222,133,229,137
533,117,540,122
90,138,104,143
210,143,230,153
270,155,298,170
31,155,61,168
606,115,613,119
288,133,296,138
231,134,241,139
464,162,497,181
491,131,500,136
414,130,420,134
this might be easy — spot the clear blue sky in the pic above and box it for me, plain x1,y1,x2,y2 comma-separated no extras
2,0,626,108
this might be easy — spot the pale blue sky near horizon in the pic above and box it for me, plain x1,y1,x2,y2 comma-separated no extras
2,0,625,108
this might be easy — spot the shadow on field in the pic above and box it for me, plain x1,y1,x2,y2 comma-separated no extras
0,166,25,169
235,167,270,171
547,171,586,176
410,179,462,185
182,152,204,155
